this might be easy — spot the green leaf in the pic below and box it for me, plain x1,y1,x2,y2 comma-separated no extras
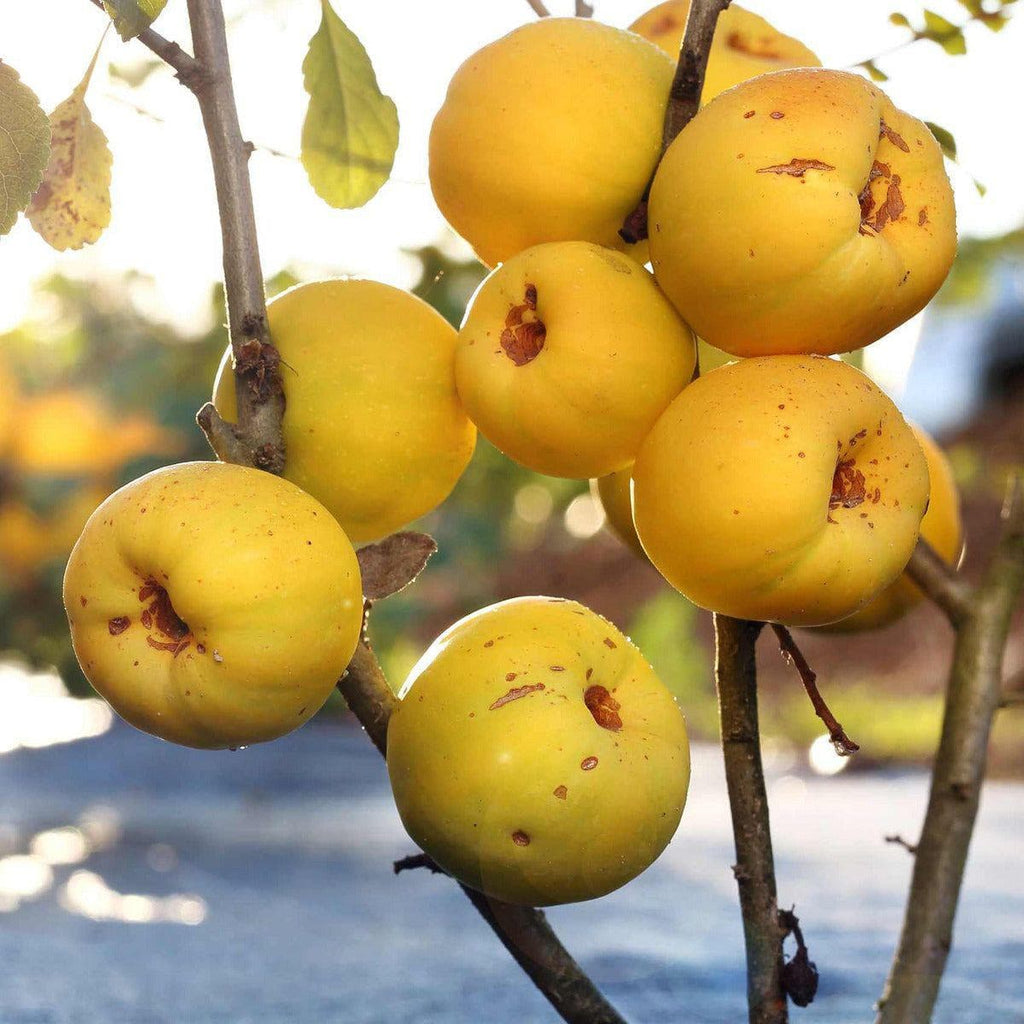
102,0,168,42
0,61,52,236
27,43,113,251
889,12,914,27
922,9,968,52
859,59,890,82
925,120,958,160
301,0,398,210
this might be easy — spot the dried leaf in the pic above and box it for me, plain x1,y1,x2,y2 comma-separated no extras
301,0,398,210
27,44,112,252
0,61,52,236
102,0,168,41
357,532,437,601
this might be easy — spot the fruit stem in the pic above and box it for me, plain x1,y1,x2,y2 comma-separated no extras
714,614,790,1024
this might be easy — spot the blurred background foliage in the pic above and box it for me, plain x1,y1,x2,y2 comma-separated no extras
1,238,1021,772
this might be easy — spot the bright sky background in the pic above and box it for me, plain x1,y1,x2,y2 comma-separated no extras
2,0,1022,397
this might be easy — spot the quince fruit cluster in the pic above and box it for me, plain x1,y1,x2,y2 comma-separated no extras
427,9,959,631
59,4,964,913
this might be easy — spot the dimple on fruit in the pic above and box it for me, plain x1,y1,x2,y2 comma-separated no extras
429,17,673,267
455,241,696,479
815,424,963,632
632,355,931,626
386,596,690,907
213,279,476,543
63,461,363,749
648,68,957,356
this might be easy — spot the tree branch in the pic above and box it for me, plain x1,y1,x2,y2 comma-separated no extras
714,615,789,1024
620,0,731,243
905,535,974,625
877,474,1024,1024
86,0,200,80
185,0,286,473
661,0,732,152
523,0,552,16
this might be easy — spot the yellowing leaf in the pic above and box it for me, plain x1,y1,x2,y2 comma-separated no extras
859,59,890,82
0,61,52,236
102,0,168,41
27,45,112,252
301,0,398,210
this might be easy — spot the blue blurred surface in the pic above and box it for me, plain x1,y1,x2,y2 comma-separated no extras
0,721,1021,1023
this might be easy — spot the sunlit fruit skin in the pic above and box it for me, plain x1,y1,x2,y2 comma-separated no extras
456,242,696,478
429,18,673,268
648,69,957,357
632,356,930,626
817,425,962,631
590,466,648,560
63,462,363,749
629,1,821,103
214,280,476,543
386,596,690,907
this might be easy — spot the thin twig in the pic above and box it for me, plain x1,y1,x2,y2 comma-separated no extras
884,835,918,856
574,0,594,15
770,624,859,755
905,535,974,624
714,615,788,1024
877,474,1024,1024
86,0,199,79
620,0,732,243
523,0,552,16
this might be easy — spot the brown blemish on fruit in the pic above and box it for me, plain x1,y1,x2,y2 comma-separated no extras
108,616,130,636
770,110,785,119
511,830,531,846
744,110,756,118
137,580,192,657
879,119,910,153
830,459,869,515
549,665,565,672
859,159,905,234
756,158,834,177
585,668,593,680
489,683,545,710
505,671,517,682
585,685,623,732
501,284,546,366
603,637,617,649
553,785,568,800
918,207,929,226
80,596,88,607
197,643,207,655
726,32,782,59
581,756,599,771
